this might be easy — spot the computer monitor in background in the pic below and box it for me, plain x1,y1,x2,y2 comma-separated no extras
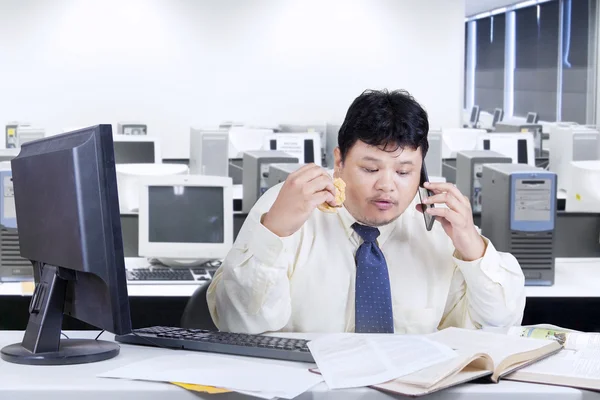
526,112,539,124
112,135,160,164
1,125,131,365
278,123,326,164
116,163,189,213
0,163,34,283
477,132,536,166
228,127,273,159
470,105,481,126
441,128,486,158
492,108,504,127
264,132,322,166
15,127,45,148
138,175,233,267
566,160,600,212
0,148,20,162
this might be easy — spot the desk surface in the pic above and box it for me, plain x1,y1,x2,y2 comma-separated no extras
0,330,596,400
1,258,599,298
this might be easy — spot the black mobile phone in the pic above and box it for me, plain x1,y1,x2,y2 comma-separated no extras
418,161,435,231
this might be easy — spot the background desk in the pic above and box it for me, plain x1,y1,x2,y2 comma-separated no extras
0,330,597,400
2,258,600,331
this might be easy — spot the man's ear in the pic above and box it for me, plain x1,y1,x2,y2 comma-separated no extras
333,147,343,178
333,147,343,172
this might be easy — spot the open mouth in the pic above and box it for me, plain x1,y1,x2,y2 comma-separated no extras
372,199,395,210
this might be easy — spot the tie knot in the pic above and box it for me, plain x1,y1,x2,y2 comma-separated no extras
352,223,380,243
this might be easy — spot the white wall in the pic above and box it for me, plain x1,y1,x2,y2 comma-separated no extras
0,0,466,158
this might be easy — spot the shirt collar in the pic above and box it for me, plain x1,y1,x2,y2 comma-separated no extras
337,204,397,247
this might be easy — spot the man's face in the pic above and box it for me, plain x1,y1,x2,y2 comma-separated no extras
334,140,422,227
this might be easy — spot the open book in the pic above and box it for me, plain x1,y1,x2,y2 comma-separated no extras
502,325,600,391
372,327,562,397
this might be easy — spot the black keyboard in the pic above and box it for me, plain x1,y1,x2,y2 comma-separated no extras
115,326,314,363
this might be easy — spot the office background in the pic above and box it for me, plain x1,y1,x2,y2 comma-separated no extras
0,0,465,159
0,0,599,331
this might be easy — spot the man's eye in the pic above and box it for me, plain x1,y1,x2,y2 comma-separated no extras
398,171,410,176
363,168,378,173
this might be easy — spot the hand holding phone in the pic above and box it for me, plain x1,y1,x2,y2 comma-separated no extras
418,161,435,231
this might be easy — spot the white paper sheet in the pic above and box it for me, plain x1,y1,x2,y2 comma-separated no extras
98,352,322,399
307,333,457,389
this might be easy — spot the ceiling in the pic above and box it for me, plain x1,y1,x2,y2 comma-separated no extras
465,0,521,16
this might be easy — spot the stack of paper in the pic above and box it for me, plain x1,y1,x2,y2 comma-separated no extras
98,352,322,399
307,333,458,389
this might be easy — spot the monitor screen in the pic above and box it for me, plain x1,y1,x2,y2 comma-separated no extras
148,186,224,244
492,109,503,126
470,106,479,123
114,141,155,164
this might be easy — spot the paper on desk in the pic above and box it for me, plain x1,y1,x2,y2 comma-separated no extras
97,352,322,399
307,333,457,389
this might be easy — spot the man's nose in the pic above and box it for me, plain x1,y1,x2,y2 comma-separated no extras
375,170,395,192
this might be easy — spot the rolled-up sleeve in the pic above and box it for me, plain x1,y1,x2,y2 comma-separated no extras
439,236,526,330
207,185,298,334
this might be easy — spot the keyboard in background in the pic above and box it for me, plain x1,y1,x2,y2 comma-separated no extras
115,326,314,363
126,260,221,284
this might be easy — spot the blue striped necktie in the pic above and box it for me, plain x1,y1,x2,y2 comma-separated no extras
352,223,394,333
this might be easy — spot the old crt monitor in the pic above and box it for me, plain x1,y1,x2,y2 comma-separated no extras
117,122,147,135
477,132,535,166
526,112,539,124
1,125,131,365
441,128,486,158
264,132,322,166
138,175,233,267
112,135,161,164
481,163,556,286
565,160,600,212
549,124,600,192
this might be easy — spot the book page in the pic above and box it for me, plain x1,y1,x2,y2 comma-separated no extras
393,349,492,388
306,334,457,389
514,348,600,379
429,327,556,370
508,326,600,351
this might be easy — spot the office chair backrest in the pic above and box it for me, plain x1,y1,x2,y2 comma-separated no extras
180,282,218,330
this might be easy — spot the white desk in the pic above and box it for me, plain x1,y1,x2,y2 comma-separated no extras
1,258,599,298
0,330,596,400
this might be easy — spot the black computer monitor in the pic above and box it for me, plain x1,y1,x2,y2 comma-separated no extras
470,105,480,125
526,112,539,124
1,124,132,365
492,108,504,127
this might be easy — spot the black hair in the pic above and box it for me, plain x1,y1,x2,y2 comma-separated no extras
338,89,429,162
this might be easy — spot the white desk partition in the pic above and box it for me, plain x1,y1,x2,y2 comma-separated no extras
1,258,599,298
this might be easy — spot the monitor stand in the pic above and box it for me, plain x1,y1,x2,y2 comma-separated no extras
0,264,120,365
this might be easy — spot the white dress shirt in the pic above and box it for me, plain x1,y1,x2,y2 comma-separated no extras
207,182,526,334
